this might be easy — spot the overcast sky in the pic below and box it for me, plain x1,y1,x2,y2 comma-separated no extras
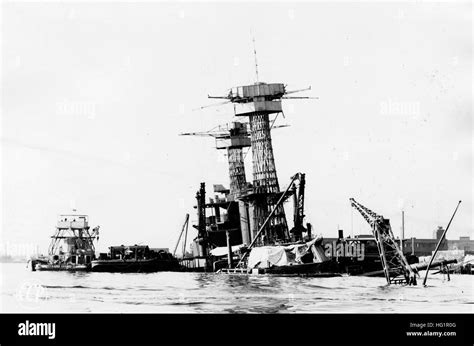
1,1,472,255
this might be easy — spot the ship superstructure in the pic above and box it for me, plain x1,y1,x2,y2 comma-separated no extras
34,214,99,271
208,83,314,245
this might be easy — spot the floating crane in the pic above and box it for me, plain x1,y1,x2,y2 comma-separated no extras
349,198,417,285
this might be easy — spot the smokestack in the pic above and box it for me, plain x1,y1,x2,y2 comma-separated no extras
239,202,251,245
338,229,344,240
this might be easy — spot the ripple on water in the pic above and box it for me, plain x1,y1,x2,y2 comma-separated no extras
1,263,472,313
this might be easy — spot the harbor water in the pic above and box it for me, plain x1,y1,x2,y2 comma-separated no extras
1,263,472,313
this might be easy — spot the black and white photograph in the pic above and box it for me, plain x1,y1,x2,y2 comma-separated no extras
0,0,472,344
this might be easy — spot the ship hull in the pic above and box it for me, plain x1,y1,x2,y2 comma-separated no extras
35,263,90,271
218,261,342,277
263,261,340,275
91,258,182,273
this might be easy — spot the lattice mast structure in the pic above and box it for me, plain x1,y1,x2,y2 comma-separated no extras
180,122,292,244
349,198,417,285
180,122,252,243
180,122,251,198
209,84,313,244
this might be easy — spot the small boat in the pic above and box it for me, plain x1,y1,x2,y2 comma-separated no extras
33,213,99,271
91,245,182,273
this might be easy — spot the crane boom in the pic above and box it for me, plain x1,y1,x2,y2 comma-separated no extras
179,132,220,137
173,214,189,256
350,198,417,285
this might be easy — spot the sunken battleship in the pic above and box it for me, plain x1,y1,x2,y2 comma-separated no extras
177,82,323,273
176,80,458,285
176,81,357,275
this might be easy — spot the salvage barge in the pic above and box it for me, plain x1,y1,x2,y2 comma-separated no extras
91,245,181,272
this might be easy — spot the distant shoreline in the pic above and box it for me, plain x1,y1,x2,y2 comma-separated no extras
0,258,27,264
